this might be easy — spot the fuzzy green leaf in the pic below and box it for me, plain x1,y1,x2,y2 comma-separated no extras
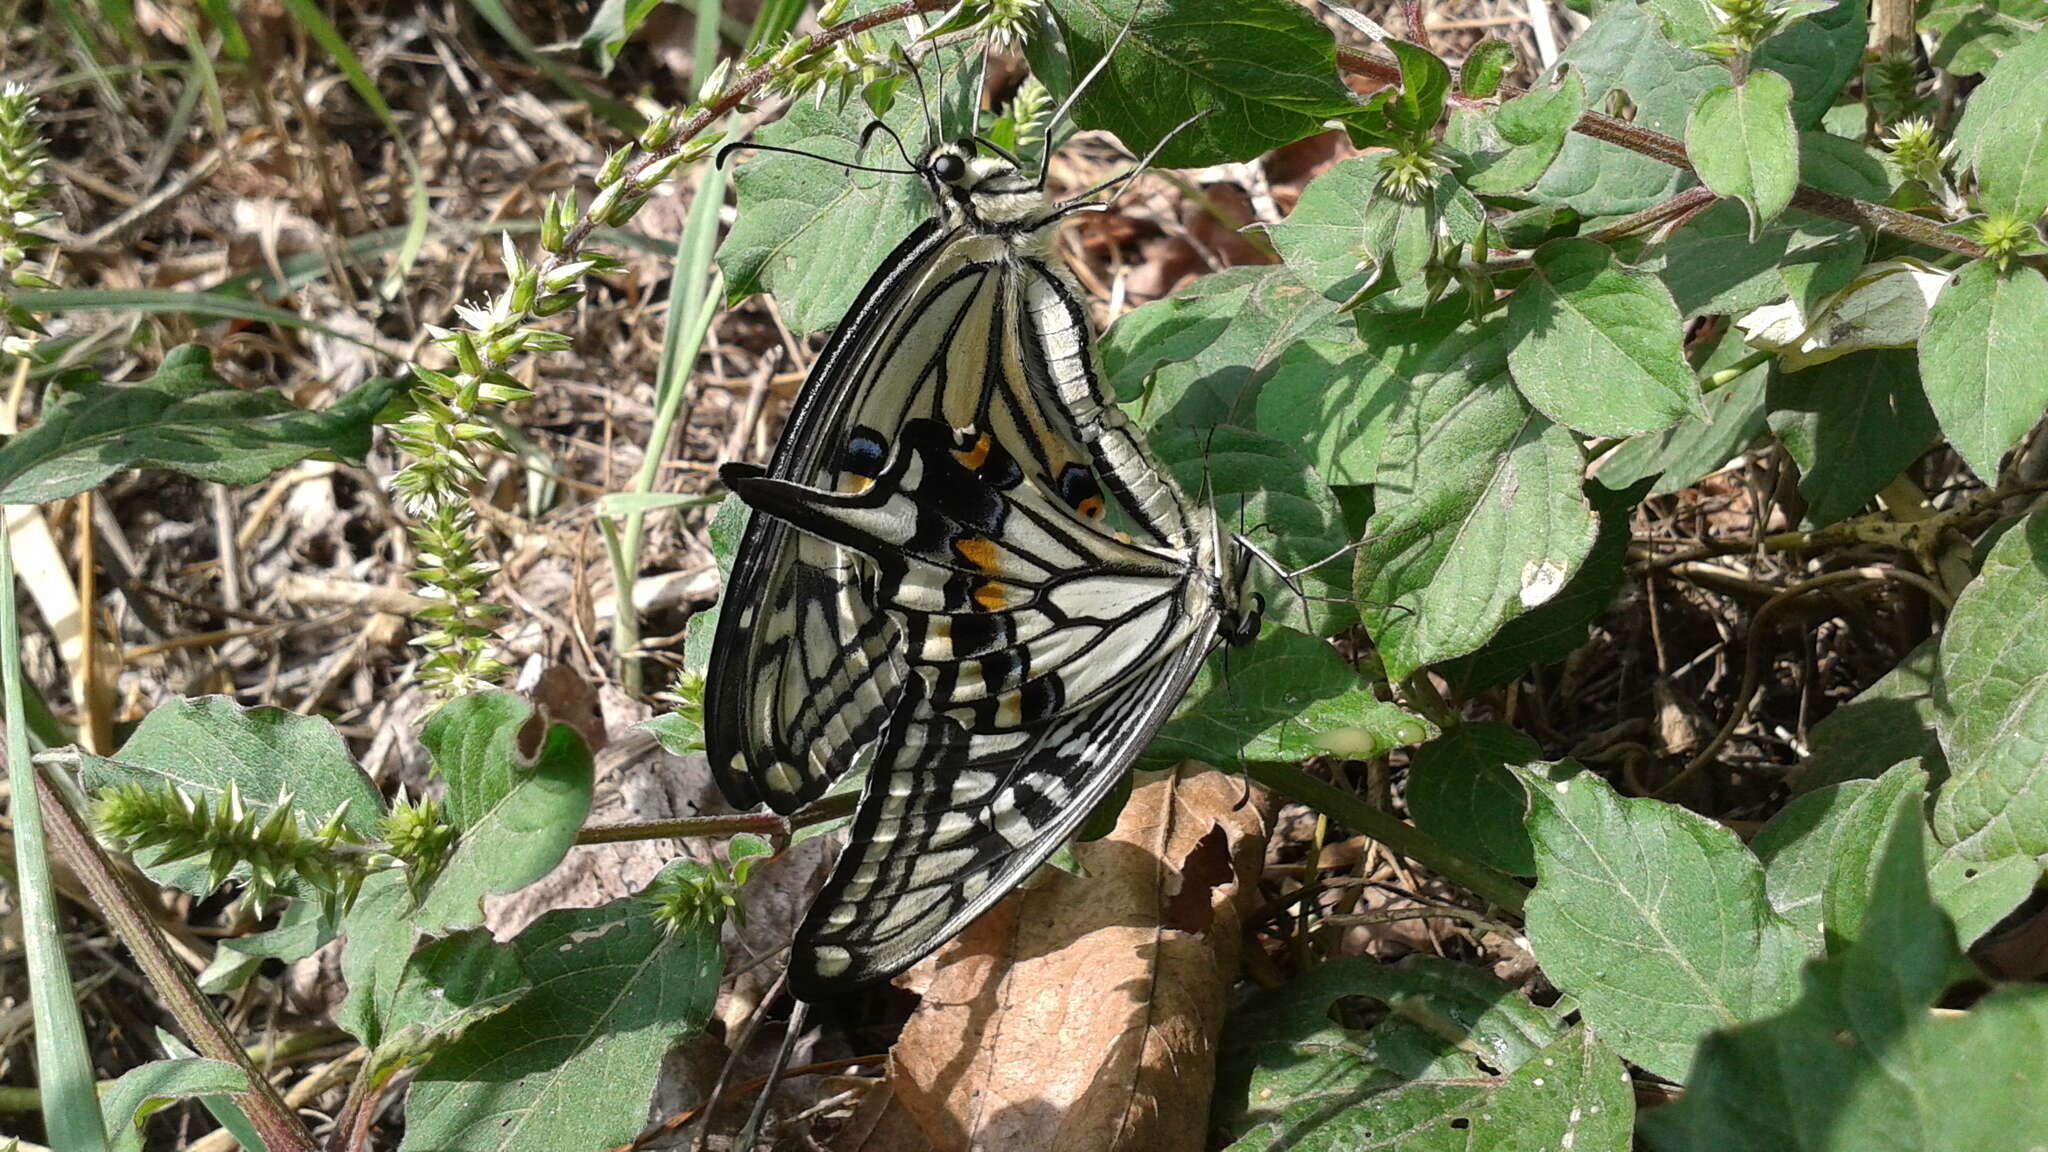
1792,640,1945,796
1407,723,1542,875
1142,626,1394,770
0,344,394,505
1951,26,2048,223
1266,155,1484,307
1919,261,2048,481
1449,69,1586,194
1687,71,1800,239
102,1058,248,1152
1766,350,1938,528
1459,38,1519,98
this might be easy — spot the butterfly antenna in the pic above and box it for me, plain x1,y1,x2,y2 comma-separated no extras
1035,0,1151,188
1053,107,1212,217
733,997,811,1151
899,43,942,151
860,119,922,173
717,138,918,177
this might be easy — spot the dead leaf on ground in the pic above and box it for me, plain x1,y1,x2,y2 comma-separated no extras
877,764,1272,1152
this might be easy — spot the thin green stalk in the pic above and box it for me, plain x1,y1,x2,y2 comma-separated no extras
1246,760,1529,914
612,152,729,691
4,531,108,1152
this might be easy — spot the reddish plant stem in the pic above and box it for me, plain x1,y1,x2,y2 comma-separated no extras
37,769,317,1152
1334,44,1989,260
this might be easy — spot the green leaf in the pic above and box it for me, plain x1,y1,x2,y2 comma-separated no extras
1532,3,1727,215
1595,332,1771,496
1648,200,1866,321
79,697,384,898
1459,37,1519,98
1925,0,2047,76
1407,723,1541,875
1109,265,1348,432
1932,509,2048,865
1758,762,2038,949
1797,130,1894,202
1381,40,1453,135
1506,238,1705,436
1437,474,1639,691
102,1058,248,1152
199,899,334,994
369,929,532,1075
1686,71,1800,239
641,707,705,757
718,59,975,333
1765,350,1939,528
1266,156,1484,308
1752,0,1866,128
1919,261,2048,481
400,874,722,1152
1449,69,1586,195
1353,317,1599,680
580,0,667,73
1638,800,2048,1152
1216,956,1631,1152
0,345,395,505
337,870,417,1049
1793,640,1945,795
414,692,595,932
1024,0,1361,168
1250,336,1399,486
1520,766,1805,1081
1736,260,1946,373
1154,424,1354,633
1951,26,2048,222
1143,626,1391,770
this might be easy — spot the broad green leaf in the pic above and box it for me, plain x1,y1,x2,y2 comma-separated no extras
1919,261,2048,481
641,706,705,757
1531,4,1727,214
1459,38,1519,98
102,1058,248,1152
1215,954,1574,1143
1686,71,1799,239
337,870,419,1050
1759,763,2038,949
1640,0,1719,46
1407,723,1541,875
414,692,594,932
1250,336,1400,486
1520,767,1805,1081
1951,27,2048,223
1638,804,2048,1152
718,58,975,333
1793,640,1945,795
1436,475,1638,691
0,344,394,505
1143,625,1385,769
1354,318,1598,679
1506,238,1704,436
1380,40,1454,136
369,929,532,1075
1752,0,1866,128
1766,350,1938,528
1932,509,2048,864
1266,156,1484,307
80,697,384,899
1797,131,1894,202
1024,0,1360,167
1154,424,1354,633
1645,201,1865,321
401,874,722,1152
1925,0,2047,75
1595,330,1770,495
1448,69,1586,195
1109,264,1348,432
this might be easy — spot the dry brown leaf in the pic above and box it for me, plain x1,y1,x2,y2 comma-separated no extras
884,765,1271,1152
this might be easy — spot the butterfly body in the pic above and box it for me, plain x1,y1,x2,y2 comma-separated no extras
708,138,1258,996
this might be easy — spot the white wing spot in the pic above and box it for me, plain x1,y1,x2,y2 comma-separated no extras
812,946,852,978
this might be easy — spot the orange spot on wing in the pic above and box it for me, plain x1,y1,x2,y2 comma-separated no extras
1078,496,1105,520
953,433,993,471
842,475,873,493
955,536,1000,573
973,581,1009,612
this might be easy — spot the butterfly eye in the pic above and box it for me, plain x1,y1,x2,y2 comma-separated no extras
931,153,967,183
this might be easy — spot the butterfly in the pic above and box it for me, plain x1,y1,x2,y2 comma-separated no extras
706,113,1262,1000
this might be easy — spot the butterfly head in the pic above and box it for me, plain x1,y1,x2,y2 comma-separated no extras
918,138,1053,231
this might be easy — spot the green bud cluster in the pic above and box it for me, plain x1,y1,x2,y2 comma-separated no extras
95,780,376,913
1698,0,1832,60
0,84,60,361
645,834,773,935
380,790,456,884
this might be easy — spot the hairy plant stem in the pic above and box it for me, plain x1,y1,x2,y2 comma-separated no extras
36,766,317,1152
573,790,860,846
1335,45,1990,260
